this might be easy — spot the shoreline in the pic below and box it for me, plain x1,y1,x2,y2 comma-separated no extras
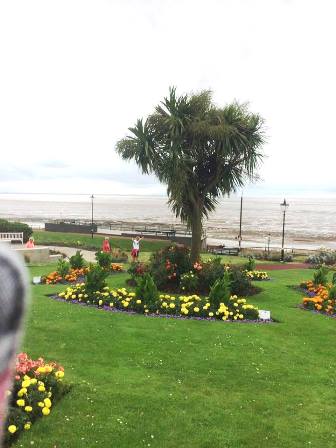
3,213,336,252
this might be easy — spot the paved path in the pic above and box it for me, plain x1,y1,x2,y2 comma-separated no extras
46,246,97,263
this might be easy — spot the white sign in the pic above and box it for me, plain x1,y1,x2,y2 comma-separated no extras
32,276,41,285
258,310,271,320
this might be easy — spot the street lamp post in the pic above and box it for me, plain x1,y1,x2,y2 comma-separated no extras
90,194,94,239
238,195,243,252
267,233,271,255
280,199,289,261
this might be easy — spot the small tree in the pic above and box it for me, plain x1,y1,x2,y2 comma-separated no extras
208,270,231,309
117,87,265,262
69,250,85,269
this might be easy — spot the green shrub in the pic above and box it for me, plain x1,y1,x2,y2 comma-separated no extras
111,248,128,262
69,250,85,269
306,250,336,266
209,271,231,309
230,266,257,296
128,261,148,279
180,271,199,293
0,219,33,243
254,251,293,262
197,258,225,293
329,285,336,300
244,256,256,271
135,273,159,310
150,245,191,289
56,259,70,278
332,272,336,285
313,265,329,286
95,251,112,270
86,264,109,295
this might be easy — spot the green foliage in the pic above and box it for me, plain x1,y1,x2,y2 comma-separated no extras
312,265,329,286
150,245,191,289
328,285,336,300
69,250,85,269
110,248,128,262
127,261,148,279
254,251,293,262
0,219,33,243
332,272,336,285
244,256,256,271
180,271,199,293
95,251,112,269
85,264,109,294
209,270,231,309
56,259,70,278
116,87,265,261
135,273,159,310
306,250,336,266
230,266,257,296
197,258,225,293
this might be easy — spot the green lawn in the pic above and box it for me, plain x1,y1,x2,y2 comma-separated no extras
33,230,279,266
13,266,336,447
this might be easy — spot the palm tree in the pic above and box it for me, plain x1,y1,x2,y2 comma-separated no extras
116,87,265,263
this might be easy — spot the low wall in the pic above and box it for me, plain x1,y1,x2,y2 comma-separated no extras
14,247,50,263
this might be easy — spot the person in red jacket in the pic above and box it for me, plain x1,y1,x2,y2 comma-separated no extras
102,237,111,253
26,237,35,248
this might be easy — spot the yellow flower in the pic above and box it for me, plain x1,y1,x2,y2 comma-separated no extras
169,303,175,309
42,407,50,416
136,300,142,304
17,388,27,397
36,366,46,374
8,425,17,434
208,312,214,317
38,385,46,392
98,299,103,306
194,307,200,312
38,402,44,407
25,406,33,412
55,370,64,379
44,398,52,408
109,302,114,307
30,378,37,385
16,399,25,407
24,422,31,430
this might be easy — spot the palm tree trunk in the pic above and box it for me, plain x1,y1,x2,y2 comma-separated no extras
191,209,202,264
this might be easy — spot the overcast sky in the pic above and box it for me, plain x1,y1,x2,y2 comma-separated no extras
0,0,335,197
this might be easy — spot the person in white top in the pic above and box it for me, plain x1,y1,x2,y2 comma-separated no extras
131,236,143,261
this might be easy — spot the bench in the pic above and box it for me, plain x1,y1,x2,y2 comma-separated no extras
0,232,24,244
208,245,240,256
134,229,176,238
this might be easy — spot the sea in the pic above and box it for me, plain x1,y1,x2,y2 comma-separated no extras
1,193,335,251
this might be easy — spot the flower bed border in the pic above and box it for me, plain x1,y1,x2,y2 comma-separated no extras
298,304,336,319
49,294,273,324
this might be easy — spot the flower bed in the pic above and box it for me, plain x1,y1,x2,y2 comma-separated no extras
41,267,88,284
300,281,336,315
55,284,264,322
4,353,68,447
110,263,124,273
244,270,269,281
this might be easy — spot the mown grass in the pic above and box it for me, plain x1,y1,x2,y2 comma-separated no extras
33,230,278,266
33,230,171,253
12,265,336,447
